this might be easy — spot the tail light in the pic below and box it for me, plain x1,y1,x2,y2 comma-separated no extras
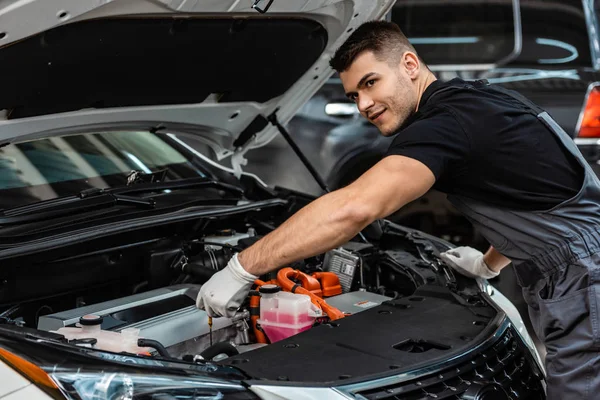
576,82,600,138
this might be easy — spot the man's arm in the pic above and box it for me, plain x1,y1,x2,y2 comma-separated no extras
483,246,511,272
239,155,436,275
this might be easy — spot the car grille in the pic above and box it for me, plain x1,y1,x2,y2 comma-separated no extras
356,328,545,400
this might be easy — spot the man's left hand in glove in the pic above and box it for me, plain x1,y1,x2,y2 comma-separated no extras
440,246,510,279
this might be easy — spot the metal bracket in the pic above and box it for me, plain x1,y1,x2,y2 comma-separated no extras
230,150,248,179
408,231,457,289
252,0,274,14
126,168,168,186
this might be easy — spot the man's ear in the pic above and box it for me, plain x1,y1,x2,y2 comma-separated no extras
402,51,421,81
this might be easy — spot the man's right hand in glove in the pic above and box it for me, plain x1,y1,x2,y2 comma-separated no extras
440,246,509,279
196,253,258,318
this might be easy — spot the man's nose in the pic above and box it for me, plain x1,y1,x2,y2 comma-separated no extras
357,94,374,114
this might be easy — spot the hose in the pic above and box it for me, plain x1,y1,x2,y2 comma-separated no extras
249,291,268,344
199,341,239,361
182,262,217,283
277,268,345,321
188,248,234,272
181,248,237,283
138,338,171,358
254,279,278,287
286,270,323,297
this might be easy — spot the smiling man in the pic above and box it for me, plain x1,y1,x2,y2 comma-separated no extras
339,34,434,136
198,21,599,399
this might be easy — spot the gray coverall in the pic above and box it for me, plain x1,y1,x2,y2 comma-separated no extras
444,80,600,399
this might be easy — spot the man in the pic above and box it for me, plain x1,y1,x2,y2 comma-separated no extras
197,21,599,399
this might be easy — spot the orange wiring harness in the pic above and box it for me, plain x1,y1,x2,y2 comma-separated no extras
248,291,269,344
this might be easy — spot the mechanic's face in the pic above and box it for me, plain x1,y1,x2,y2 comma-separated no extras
340,51,420,136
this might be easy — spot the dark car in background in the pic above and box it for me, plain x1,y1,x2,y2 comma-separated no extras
245,0,600,248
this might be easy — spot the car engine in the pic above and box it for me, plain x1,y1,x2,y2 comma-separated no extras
27,220,479,363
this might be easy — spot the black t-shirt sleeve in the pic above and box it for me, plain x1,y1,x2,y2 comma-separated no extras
384,108,470,180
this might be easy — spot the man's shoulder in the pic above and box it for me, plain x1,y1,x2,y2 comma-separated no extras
422,79,528,128
403,103,462,133
394,105,468,145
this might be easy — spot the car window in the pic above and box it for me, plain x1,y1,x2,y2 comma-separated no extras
392,0,592,68
0,131,207,209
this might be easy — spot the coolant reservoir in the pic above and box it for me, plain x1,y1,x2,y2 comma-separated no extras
257,285,320,343
53,315,150,354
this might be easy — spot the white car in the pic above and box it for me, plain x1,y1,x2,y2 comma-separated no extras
0,1,544,399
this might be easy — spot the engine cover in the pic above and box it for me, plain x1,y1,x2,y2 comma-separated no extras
325,291,391,315
38,285,233,348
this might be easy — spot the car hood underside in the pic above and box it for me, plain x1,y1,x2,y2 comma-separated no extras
0,0,394,164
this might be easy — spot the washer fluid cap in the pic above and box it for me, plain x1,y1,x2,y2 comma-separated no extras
79,314,103,326
259,284,282,294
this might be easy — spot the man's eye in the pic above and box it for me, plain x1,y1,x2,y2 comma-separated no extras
366,79,376,87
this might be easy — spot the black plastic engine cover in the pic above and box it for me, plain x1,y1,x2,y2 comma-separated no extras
220,285,498,384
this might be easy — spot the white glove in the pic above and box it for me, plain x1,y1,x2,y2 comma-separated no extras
439,246,499,279
196,253,258,318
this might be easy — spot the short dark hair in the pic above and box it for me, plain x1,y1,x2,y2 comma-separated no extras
329,20,419,73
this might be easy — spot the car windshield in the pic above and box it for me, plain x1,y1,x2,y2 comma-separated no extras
393,0,592,68
0,131,207,209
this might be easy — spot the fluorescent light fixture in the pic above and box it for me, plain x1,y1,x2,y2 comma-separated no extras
487,68,580,84
536,38,578,64
409,37,480,44
325,103,359,116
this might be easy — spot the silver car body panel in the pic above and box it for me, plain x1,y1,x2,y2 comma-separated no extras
0,0,396,171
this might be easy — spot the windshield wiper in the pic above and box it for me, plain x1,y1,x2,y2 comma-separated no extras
0,190,156,226
108,177,244,196
0,178,243,226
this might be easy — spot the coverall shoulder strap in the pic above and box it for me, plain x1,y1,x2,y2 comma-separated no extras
476,79,545,116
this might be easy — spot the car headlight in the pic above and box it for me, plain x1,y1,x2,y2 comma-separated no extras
51,371,258,400
0,346,257,400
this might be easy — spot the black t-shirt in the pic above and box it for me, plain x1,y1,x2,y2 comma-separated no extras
385,78,583,211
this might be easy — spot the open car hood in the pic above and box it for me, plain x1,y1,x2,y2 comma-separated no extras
0,0,394,168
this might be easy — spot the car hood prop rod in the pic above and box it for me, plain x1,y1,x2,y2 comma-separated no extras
267,110,369,243
267,110,330,194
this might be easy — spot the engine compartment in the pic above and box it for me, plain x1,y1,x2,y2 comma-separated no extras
0,203,497,380
33,225,429,359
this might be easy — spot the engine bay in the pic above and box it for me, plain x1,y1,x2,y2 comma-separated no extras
0,206,498,381
34,225,430,359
